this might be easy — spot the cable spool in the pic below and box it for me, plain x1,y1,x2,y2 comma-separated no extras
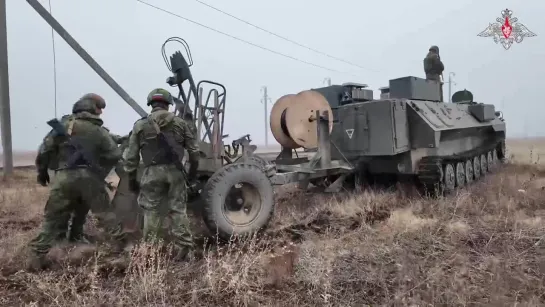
269,90,333,149
270,94,300,149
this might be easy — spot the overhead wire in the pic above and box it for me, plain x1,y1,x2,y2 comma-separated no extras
47,0,58,117
193,0,376,72
136,0,359,75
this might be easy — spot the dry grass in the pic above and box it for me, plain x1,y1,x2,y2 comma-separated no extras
0,141,544,306
506,138,545,165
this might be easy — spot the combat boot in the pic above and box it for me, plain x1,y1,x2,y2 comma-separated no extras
25,253,48,272
170,245,202,262
69,233,92,244
107,230,140,254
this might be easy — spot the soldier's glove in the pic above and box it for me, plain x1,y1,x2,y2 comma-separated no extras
128,171,139,192
187,180,199,193
37,170,50,187
105,181,116,191
187,153,199,182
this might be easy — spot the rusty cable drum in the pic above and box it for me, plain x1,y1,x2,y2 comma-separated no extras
269,94,300,149
284,90,333,149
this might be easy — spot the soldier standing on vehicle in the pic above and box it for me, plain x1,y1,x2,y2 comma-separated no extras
423,45,445,101
123,88,200,260
28,93,129,270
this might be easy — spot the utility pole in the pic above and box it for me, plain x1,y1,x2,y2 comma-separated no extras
261,86,270,146
524,115,529,138
0,0,13,176
323,77,331,86
446,72,456,103
26,0,147,117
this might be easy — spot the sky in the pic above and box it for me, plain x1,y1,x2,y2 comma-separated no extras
2,0,545,151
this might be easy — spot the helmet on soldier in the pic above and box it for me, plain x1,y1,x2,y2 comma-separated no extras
147,88,173,107
72,93,106,115
429,45,439,53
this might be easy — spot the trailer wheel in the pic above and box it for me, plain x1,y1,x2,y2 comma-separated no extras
201,163,274,241
235,155,269,171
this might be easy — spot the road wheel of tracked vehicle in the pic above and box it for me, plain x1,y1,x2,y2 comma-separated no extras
473,156,481,179
498,140,507,163
235,155,269,172
443,163,456,192
201,163,274,241
455,162,465,187
465,160,474,184
492,149,499,168
487,151,494,171
480,154,488,174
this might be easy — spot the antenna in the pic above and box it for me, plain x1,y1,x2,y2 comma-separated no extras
447,72,456,103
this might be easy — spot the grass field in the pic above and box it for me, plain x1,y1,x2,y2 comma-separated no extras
0,139,544,306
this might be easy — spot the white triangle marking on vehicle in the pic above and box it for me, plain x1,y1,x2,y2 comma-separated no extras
345,129,354,139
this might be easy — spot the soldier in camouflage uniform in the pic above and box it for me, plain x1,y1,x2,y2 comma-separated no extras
61,101,131,244
423,45,445,101
124,88,200,260
28,93,129,269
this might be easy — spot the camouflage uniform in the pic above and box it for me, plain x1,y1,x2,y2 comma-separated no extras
104,128,129,146
63,129,130,244
423,45,445,101
29,93,127,266
60,100,133,243
124,88,199,259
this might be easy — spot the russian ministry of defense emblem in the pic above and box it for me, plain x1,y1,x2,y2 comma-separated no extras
477,9,536,50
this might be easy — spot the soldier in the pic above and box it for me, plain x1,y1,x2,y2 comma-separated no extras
60,127,129,244
124,88,199,260
28,93,129,270
423,45,445,101
56,101,128,244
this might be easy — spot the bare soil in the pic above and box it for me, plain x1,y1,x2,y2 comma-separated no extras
0,140,544,306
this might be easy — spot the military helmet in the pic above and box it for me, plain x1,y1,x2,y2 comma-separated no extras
72,93,106,114
147,88,173,106
429,45,439,53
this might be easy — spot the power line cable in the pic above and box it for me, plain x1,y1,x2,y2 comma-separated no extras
47,0,58,117
193,0,375,72
136,0,351,74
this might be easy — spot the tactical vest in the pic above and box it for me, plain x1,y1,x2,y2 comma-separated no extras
140,115,186,167
56,117,89,169
423,53,442,80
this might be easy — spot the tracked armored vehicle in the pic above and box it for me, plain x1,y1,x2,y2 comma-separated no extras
269,78,506,195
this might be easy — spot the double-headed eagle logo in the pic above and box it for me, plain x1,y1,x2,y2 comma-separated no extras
477,9,536,50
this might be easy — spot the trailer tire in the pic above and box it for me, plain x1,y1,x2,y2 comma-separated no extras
235,155,269,171
201,163,274,241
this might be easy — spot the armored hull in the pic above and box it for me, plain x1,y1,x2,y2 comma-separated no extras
333,97,505,190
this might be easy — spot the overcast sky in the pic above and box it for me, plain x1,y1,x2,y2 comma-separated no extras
3,0,544,151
